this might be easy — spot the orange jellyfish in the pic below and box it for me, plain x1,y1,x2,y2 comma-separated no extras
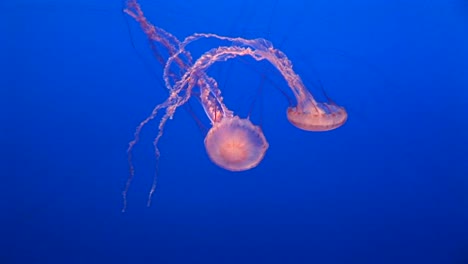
164,33,348,133
123,0,268,211
122,0,347,211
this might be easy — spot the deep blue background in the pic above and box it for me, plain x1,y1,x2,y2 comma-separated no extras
2,0,467,263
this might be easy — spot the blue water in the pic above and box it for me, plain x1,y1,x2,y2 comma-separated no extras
2,0,467,263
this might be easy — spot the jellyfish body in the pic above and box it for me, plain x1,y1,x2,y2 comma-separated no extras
205,116,268,171
287,101,348,131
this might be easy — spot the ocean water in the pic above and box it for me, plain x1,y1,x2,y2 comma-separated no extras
2,0,467,263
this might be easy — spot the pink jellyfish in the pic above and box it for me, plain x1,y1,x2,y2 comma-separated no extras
122,0,346,211
123,0,268,211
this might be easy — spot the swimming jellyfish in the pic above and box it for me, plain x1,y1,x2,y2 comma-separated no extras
122,0,347,211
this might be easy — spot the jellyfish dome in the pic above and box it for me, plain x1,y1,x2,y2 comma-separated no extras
204,116,269,171
287,102,348,132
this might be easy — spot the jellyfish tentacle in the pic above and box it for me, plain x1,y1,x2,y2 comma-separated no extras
122,101,166,212
146,110,169,207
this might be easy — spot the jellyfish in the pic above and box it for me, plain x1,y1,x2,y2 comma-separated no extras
122,0,347,211
164,33,348,133
123,0,268,211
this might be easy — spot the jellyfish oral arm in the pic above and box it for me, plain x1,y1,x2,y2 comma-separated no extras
199,78,232,124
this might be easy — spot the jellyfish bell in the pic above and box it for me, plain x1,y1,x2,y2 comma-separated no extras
204,116,269,171
287,100,348,132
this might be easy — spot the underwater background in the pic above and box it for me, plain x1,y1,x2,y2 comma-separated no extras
2,0,467,263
